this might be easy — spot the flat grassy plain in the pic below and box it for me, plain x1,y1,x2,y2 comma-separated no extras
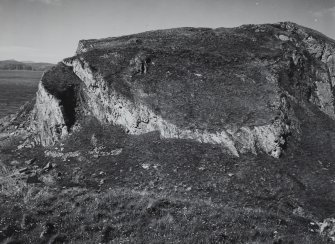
0,70,42,118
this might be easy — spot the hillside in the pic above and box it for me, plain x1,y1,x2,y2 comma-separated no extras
0,60,54,71
0,22,335,243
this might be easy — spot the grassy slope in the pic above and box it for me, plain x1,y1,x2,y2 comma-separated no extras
0,107,334,243
77,22,332,134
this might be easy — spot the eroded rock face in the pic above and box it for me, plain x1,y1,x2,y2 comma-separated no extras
28,63,83,146
275,22,335,119
319,218,335,242
328,55,335,86
61,55,294,157
29,82,68,146
24,22,335,158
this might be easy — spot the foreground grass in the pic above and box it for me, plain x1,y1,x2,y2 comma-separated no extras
0,185,324,244
0,116,332,243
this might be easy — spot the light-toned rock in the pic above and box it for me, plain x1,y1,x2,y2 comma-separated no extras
29,83,68,146
278,34,290,41
319,218,335,242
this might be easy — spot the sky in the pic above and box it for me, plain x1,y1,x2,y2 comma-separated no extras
0,0,334,63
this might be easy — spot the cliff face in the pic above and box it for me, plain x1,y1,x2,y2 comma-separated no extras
26,22,335,158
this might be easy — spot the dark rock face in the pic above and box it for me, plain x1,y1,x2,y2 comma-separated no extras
18,22,334,159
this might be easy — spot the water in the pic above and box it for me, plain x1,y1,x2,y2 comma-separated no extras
0,70,43,118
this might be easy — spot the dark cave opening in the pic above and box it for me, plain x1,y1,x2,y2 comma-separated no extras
57,85,78,130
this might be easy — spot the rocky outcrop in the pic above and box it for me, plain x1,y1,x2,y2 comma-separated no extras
29,82,68,146
327,55,335,86
319,218,335,242
21,22,335,158
60,56,294,158
63,57,241,156
275,22,335,118
27,64,83,146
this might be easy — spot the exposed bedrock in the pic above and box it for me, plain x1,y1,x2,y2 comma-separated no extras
29,82,68,146
276,22,335,118
28,64,82,146
25,22,335,158
61,56,294,158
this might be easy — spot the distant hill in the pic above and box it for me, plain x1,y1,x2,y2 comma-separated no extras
0,59,54,71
